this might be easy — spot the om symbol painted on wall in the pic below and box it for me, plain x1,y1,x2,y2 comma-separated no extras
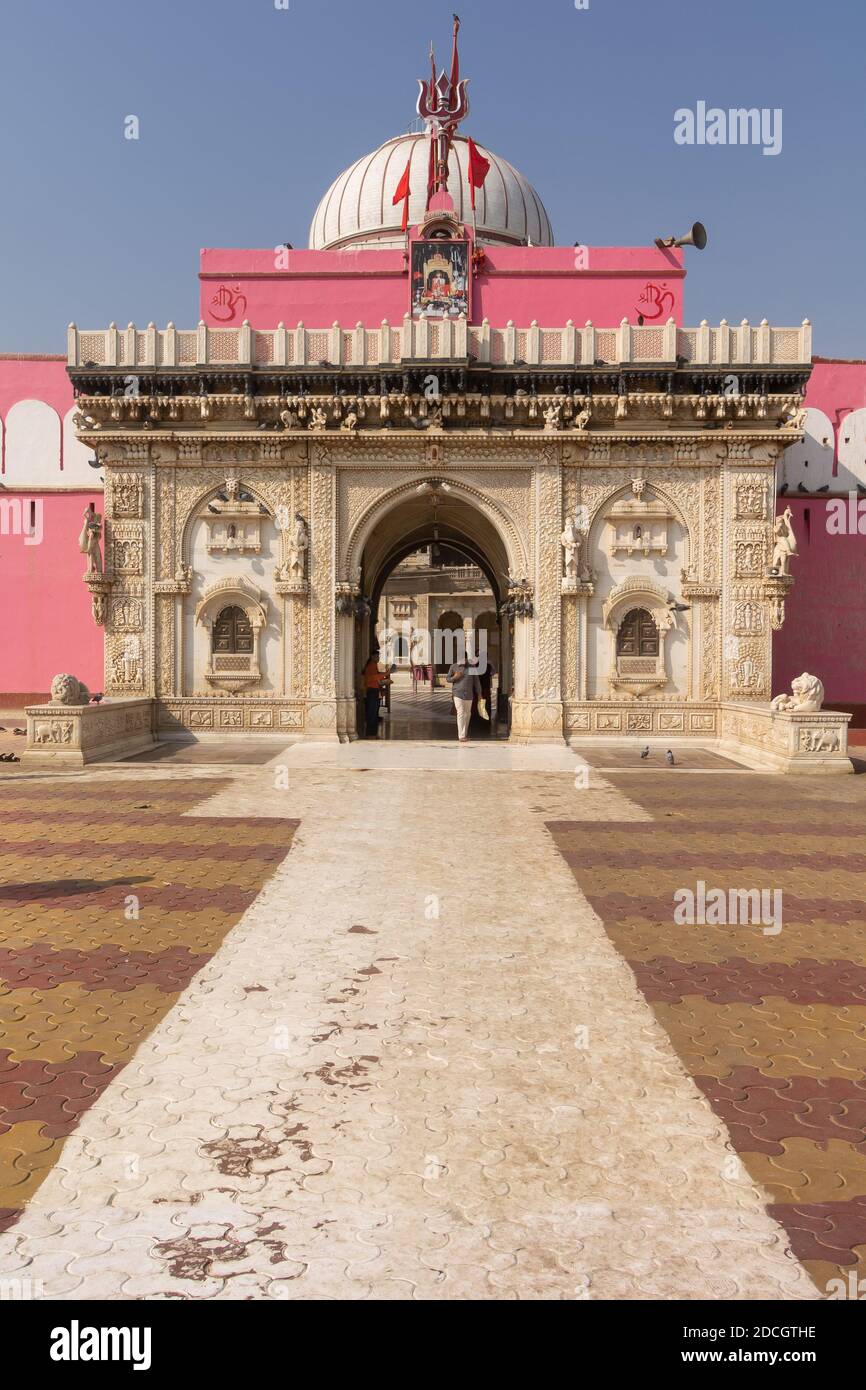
636,283,675,320
211,285,248,323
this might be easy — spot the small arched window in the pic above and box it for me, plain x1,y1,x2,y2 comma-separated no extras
616,608,659,658
213,605,253,654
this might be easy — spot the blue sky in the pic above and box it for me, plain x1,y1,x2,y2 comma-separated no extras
1,0,864,355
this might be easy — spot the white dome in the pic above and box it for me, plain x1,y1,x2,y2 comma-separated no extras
309,132,554,251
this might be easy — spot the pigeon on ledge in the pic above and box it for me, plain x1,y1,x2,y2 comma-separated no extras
665,749,675,766
640,746,650,759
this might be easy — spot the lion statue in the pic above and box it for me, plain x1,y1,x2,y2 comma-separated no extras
770,671,824,713
49,673,90,707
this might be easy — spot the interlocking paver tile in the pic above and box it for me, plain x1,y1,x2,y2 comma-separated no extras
548,768,866,1296
0,776,297,1230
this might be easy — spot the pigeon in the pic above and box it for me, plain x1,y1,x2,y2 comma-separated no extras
665,749,675,766
640,746,650,759
797,482,810,494
13,728,25,736
816,484,830,493
778,482,788,495
668,602,691,613
207,503,220,513
858,483,866,496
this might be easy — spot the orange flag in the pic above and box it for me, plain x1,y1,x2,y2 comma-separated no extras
466,137,490,210
392,157,412,231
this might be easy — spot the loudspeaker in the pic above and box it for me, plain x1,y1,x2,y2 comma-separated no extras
654,222,708,251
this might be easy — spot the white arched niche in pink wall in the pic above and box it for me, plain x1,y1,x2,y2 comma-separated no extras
62,406,101,486
837,407,866,491
781,408,834,491
3,400,62,486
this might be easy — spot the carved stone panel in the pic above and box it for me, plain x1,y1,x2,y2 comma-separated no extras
734,474,768,520
110,523,144,576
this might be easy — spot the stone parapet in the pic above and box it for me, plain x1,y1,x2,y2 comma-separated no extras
22,698,157,766
67,319,812,372
720,700,853,774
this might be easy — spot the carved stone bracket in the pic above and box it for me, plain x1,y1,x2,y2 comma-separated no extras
561,577,595,598
500,581,534,619
154,567,192,597
84,572,114,627
762,572,794,630
335,581,369,618
275,575,310,597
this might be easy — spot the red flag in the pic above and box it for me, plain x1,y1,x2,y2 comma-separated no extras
392,156,412,231
466,137,490,210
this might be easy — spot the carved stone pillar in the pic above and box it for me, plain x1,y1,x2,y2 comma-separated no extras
723,461,777,702
307,447,339,738
512,450,565,741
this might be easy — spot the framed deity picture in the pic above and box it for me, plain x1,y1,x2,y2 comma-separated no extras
410,239,471,319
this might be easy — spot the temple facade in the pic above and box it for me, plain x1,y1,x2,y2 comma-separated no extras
63,308,823,756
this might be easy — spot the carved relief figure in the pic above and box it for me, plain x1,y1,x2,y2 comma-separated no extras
112,474,143,517
799,727,839,753
78,505,103,574
111,636,143,688
735,478,767,519
111,598,144,631
33,719,74,745
560,513,581,581
769,506,797,576
288,514,310,581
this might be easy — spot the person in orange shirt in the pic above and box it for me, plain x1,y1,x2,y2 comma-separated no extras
361,652,387,738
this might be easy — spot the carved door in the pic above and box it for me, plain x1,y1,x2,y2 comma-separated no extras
616,608,659,658
213,605,254,654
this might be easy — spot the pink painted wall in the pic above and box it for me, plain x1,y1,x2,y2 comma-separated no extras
0,356,73,419
0,490,104,699
771,360,866,717
199,244,684,331
771,494,866,717
0,357,102,701
803,359,866,449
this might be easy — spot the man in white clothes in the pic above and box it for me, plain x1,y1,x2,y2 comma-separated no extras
446,660,482,742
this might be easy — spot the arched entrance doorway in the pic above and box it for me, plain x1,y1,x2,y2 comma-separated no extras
346,482,518,740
